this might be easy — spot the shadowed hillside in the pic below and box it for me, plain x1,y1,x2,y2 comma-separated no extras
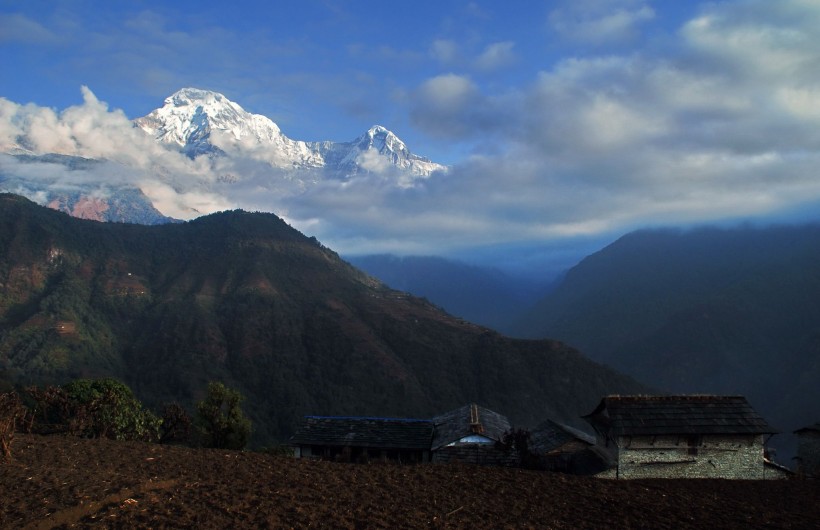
515,225,820,453
0,194,646,445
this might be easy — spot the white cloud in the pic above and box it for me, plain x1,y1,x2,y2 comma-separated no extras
430,39,459,64
356,148,392,174
408,74,509,139
548,0,655,45
139,180,233,219
474,41,516,72
417,74,478,108
0,13,59,44
681,2,820,84
0,87,231,219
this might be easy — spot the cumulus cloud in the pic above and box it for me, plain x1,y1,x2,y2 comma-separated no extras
0,88,232,219
681,2,820,85
3,87,175,165
548,0,655,46
474,41,516,72
430,39,459,64
408,74,510,139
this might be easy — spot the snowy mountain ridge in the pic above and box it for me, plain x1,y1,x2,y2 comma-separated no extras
135,88,445,176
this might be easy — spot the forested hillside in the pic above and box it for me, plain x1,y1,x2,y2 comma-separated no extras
0,194,646,445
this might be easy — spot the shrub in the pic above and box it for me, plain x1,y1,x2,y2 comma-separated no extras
23,385,76,435
195,381,252,450
60,378,161,442
159,402,192,445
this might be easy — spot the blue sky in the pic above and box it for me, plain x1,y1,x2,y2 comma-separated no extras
2,0,820,275
0,0,702,162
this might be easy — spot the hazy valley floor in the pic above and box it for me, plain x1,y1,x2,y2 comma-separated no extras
1,434,818,529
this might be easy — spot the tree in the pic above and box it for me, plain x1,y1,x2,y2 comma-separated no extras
195,382,251,450
60,378,160,441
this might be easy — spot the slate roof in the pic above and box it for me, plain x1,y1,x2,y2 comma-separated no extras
530,419,595,454
289,416,434,450
583,395,778,437
431,403,511,450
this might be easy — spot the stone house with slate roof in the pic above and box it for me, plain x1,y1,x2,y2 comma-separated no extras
583,395,780,479
794,422,820,478
289,416,433,463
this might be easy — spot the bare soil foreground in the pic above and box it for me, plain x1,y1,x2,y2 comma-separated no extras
1,434,818,529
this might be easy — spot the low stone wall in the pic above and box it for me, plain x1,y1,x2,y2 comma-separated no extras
613,434,768,479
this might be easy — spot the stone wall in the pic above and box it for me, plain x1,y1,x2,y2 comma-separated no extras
796,430,820,478
612,434,768,479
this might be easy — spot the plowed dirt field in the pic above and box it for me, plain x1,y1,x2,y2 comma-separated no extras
1,434,818,529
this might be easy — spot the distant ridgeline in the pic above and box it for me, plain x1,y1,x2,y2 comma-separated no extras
0,194,646,446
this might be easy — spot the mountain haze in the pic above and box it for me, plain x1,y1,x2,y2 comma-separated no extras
347,254,550,334
0,194,646,445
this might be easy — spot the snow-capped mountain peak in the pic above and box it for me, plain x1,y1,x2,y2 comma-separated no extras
136,88,327,165
167,87,235,108
134,88,445,176
360,125,406,153
341,125,443,176
135,88,289,157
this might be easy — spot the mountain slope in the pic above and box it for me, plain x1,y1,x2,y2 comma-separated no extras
515,225,820,438
0,194,646,445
